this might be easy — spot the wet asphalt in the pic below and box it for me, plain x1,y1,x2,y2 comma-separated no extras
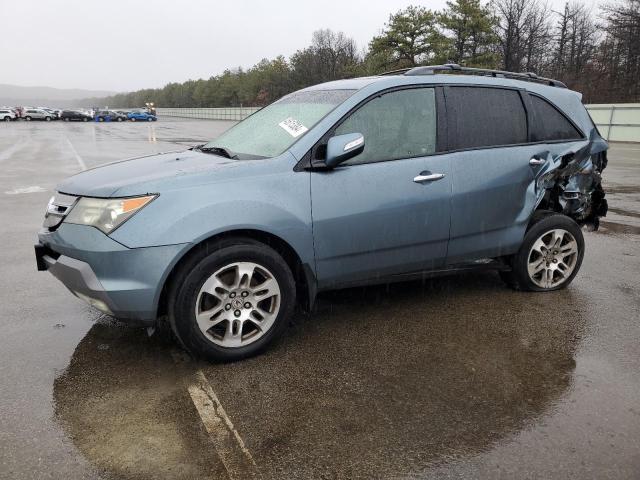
0,119,638,479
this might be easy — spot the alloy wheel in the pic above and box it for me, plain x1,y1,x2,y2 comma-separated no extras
527,228,579,289
195,261,281,348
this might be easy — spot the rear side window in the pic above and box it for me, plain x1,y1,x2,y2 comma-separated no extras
446,87,527,149
335,87,437,165
529,95,583,142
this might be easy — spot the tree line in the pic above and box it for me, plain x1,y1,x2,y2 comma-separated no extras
86,0,640,107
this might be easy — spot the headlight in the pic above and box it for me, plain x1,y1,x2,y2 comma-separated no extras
65,195,157,234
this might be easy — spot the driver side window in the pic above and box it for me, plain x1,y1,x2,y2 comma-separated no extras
335,87,437,165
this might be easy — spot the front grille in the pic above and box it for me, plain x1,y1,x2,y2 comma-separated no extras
43,192,78,230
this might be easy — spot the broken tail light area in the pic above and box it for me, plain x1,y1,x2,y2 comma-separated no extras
535,129,608,231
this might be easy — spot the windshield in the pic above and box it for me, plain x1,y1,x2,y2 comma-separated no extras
203,89,356,159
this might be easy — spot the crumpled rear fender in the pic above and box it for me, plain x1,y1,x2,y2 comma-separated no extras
532,128,608,230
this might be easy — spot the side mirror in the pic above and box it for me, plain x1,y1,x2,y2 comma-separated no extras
325,133,365,168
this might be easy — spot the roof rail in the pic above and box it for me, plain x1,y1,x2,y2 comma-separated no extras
401,64,567,88
378,67,413,76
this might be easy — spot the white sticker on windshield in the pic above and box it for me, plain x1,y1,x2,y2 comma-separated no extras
278,117,308,137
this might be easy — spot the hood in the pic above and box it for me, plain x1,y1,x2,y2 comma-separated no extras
57,150,238,197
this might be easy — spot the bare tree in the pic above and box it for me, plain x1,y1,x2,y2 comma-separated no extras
491,0,553,72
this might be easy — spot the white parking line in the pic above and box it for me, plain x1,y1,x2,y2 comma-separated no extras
188,370,260,479
64,136,87,171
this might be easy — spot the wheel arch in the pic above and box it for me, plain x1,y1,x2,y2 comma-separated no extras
155,228,316,321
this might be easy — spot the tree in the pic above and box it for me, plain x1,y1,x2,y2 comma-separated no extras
491,0,553,72
438,0,500,67
291,29,360,87
369,6,445,69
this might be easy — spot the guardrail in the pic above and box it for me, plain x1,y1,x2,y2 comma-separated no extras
156,104,640,142
585,104,640,143
156,107,260,121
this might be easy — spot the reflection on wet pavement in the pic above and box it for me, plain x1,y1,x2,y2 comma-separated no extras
54,272,588,479
53,320,227,480
204,273,585,479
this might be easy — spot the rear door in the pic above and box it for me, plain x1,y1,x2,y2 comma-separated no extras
444,85,548,263
310,87,451,289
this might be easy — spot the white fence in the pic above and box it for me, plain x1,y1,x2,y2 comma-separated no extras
156,104,640,142
156,107,260,121
585,104,640,142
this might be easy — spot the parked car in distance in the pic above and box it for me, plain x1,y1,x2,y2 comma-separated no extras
94,110,127,122
36,64,608,362
23,108,54,121
0,108,17,121
127,110,157,121
38,107,60,119
60,110,93,122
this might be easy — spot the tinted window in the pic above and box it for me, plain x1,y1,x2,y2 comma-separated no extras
447,87,527,149
530,95,583,141
334,88,437,165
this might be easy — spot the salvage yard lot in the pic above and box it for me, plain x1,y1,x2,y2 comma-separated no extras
1,119,639,479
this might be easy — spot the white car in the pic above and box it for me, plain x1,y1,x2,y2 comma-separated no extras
0,108,16,122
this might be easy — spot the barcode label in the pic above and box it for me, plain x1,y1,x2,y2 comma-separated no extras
278,117,308,137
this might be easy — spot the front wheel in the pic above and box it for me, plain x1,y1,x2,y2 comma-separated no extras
502,213,584,291
169,239,296,362
130,117,136,122
3,116,11,122
147,117,153,122
25,116,32,121
45,116,51,121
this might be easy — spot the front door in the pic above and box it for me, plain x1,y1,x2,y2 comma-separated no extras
310,87,451,289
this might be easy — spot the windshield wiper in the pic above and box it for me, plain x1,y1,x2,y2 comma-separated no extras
195,144,238,159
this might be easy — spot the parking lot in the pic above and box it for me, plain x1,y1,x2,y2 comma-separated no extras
1,118,639,479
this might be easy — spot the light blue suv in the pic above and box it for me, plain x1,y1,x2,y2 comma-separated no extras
36,65,608,361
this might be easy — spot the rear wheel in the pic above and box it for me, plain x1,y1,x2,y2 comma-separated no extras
98,117,104,122
45,116,51,121
502,214,584,291
117,117,123,122
63,117,70,122
169,239,296,362
147,117,153,122
25,116,32,121
3,116,10,122
83,117,88,122
131,117,136,122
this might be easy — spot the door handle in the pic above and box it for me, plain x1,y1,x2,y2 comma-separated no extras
414,172,446,183
529,158,545,166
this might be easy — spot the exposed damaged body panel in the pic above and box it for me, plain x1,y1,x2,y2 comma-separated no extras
534,130,608,230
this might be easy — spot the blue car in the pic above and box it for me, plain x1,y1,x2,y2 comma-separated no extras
36,64,607,361
127,111,157,122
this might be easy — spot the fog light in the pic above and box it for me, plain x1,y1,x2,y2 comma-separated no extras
74,292,113,315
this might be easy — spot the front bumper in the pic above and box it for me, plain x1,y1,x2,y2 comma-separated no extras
36,223,188,325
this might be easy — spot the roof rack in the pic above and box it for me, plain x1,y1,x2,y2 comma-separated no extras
379,63,566,88
378,67,413,76
403,64,567,88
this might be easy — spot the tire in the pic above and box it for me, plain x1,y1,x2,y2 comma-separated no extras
130,117,136,122
3,116,10,122
64,117,70,122
98,117,104,122
83,117,88,122
45,116,51,121
169,238,296,362
25,116,32,121
117,117,123,122
504,213,585,292
147,117,153,122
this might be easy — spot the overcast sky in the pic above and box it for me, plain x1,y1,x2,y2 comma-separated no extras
1,0,578,93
